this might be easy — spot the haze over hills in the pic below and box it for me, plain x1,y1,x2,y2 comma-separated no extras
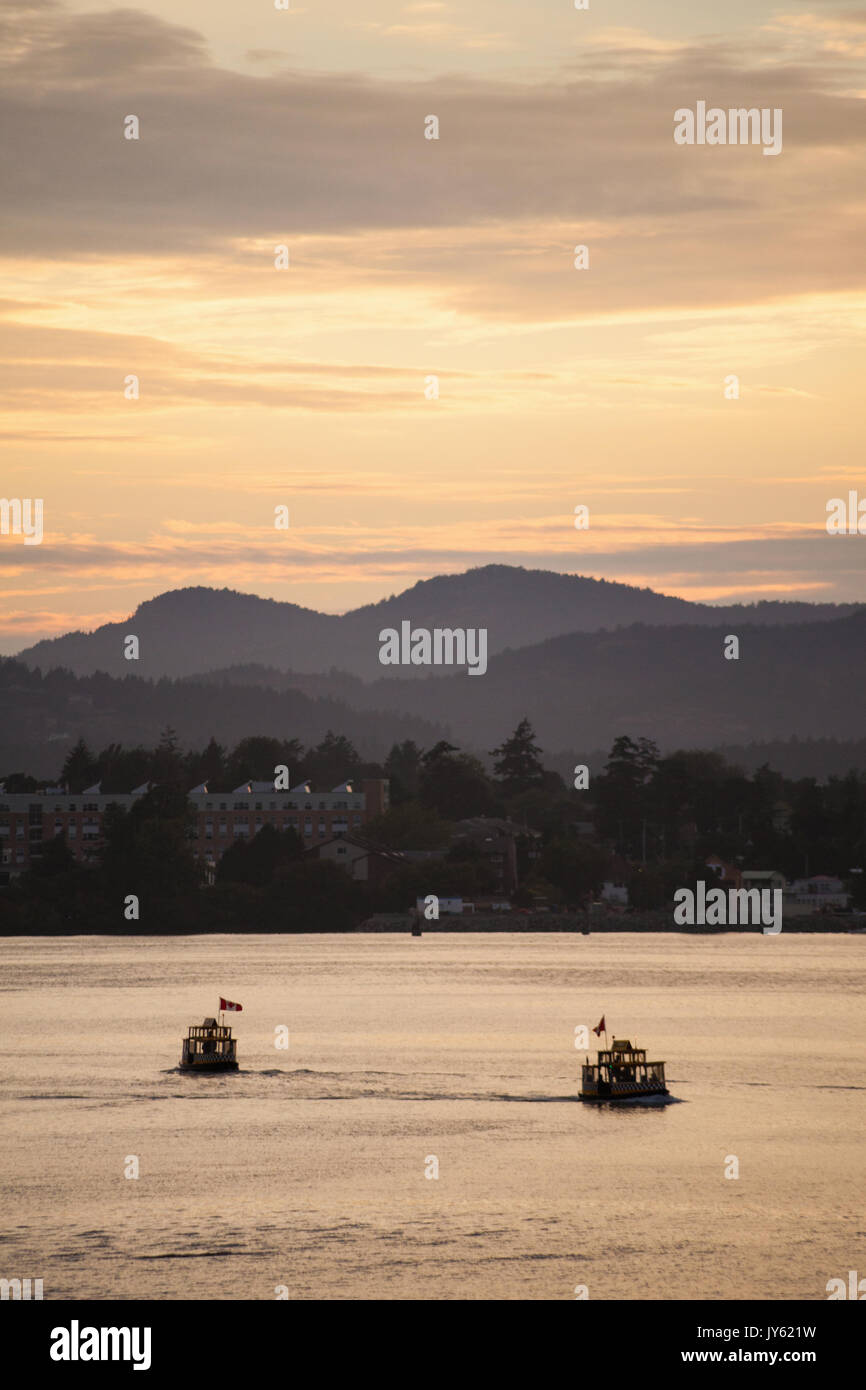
0,660,446,782
343,611,866,750
9,566,865,781
185,611,866,752
4,604,866,782
15,565,864,681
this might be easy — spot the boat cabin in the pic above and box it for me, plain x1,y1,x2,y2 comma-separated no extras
580,1038,666,1101
180,1017,238,1070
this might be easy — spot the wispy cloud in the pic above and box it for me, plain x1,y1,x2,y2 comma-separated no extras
1,2,863,647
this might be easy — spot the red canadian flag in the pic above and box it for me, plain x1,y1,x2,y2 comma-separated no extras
592,1016,605,1036
220,998,242,1012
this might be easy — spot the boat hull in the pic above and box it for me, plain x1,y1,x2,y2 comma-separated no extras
179,1060,239,1073
579,1086,668,1103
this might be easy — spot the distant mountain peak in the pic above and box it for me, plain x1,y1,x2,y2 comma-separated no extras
12,565,862,684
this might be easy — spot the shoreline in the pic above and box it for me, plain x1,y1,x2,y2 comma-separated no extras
2,912,863,937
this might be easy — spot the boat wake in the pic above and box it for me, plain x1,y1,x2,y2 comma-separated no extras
149,1067,684,1105
13,1070,688,1107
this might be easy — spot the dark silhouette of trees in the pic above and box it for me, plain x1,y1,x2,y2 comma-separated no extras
419,742,496,819
594,736,660,853
217,823,303,887
302,731,360,787
1,772,39,793
102,784,199,901
538,839,609,905
225,736,303,788
490,717,545,794
384,740,424,803
4,721,866,932
60,737,97,792
364,801,451,850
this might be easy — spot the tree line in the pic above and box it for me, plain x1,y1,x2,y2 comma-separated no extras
3,720,865,932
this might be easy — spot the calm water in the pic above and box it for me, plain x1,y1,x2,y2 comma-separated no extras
1,933,864,1301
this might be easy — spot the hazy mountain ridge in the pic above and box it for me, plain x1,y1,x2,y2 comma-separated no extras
182,608,866,750
0,659,446,781
385,610,866,749
188,612,866,751
5,607,866,781
16,565,863,681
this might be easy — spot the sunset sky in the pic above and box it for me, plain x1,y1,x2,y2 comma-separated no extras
1,0,865,652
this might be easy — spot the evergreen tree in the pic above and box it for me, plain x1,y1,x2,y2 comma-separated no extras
217,823,303,887
190,736,227,789
421,740,459,765
1,771,40,793
226,736,303,787
304,731,360,787
384,740,424,803
102,784,198,899
419,745,495,819
152,726,184,785
60,737,97,793
594,735,659,852
538,838,609,905
490,717,545,794
98,745,152,794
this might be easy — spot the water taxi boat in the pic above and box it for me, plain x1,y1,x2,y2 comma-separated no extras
180,1017,239,1072
579,1036,668,1102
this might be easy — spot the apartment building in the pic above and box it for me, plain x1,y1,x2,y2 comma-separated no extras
190,778,388,868
0,784,141,871
0,777,389,875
